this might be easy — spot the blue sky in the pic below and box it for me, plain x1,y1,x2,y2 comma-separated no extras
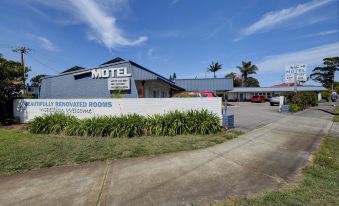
0,0,338,86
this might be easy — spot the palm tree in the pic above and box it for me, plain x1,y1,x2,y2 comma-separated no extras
236,61,258,87
225,72,237,80
207,61,222,78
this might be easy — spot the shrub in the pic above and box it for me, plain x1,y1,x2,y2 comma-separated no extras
290,103,300,113
173,93,196,98
0,117,17,126
28,110,221,137
283,92,318,112
321,90,331,102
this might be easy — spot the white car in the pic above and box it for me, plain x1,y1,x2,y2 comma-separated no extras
269,94,280,106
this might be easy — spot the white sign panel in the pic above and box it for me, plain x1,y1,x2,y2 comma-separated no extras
13,98,223,125
285,64,307,83
108,78,130,90
91,67,131,79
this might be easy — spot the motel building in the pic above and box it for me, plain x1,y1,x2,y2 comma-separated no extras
39,57,234,99
38,57,325,101
227,84,326,101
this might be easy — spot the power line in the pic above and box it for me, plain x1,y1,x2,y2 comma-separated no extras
25,53,60,74
1,45,60,74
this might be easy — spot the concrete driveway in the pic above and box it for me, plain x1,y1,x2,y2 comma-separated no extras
227,102,287,132
0,104,335,206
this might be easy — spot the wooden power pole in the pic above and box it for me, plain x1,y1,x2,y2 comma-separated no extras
12,47,31,95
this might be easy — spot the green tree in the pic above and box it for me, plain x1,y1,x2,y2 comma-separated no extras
30,74,47,86
225,72,237,79
245,77,260,87
234,77,242,87
207,61,222,78
0,54,24,103
225,72,242,87
236,61,258,87
173,72,177,79
310,57,339,89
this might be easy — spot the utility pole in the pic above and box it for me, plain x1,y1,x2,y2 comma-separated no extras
294,72,297,93
12,47,31,95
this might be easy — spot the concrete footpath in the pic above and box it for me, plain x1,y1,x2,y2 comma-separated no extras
0,104,335,206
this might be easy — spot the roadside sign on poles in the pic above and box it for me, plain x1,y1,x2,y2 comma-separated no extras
285,64,307,83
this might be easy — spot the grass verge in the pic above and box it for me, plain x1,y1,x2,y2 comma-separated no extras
333,107,339,122
0,128,242,175
213,137,339,206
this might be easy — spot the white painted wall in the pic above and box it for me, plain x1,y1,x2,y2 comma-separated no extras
13,98,222,124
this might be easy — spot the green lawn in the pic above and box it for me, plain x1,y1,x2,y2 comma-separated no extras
0,128,242,175
333,107,339,122
213,137,339,206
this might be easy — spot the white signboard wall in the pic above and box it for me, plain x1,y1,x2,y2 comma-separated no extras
108,78,130,90
13,98,222,124
285,64,307,83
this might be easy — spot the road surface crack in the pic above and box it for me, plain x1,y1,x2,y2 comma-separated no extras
96,160,110,206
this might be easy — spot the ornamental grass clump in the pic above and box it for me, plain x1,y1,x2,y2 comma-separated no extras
28,110,221,137
28,113,78,134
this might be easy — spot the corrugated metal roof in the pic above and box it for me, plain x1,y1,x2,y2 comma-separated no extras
174,78,233,91
228,86,326,93
42,57,184,91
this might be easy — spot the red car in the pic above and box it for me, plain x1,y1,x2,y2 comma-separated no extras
250,96,266,103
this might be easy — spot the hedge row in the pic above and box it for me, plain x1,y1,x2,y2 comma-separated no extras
28,110,221,137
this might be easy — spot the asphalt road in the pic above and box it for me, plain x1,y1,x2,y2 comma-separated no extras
0,104,335,206
227,102,287,132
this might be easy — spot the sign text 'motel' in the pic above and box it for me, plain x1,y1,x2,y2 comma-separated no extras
91,67,132,79
91,67,132,91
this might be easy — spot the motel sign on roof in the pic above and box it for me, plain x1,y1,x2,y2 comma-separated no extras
285,64,307,83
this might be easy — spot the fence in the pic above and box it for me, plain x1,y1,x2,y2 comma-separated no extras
13,98,222,124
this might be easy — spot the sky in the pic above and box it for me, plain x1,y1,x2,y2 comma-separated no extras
0,0,338,86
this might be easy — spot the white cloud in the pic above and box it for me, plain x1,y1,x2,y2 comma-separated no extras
170,0,180,7
239,0,332,39
147,48,155,57
30,0,147,49
27,33,59,51
69,0,147,49
301,29,339,38
257,42,339,73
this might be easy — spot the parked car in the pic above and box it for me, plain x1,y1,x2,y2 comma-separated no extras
250,96,266,103
173,91,217,98
269,94,280,106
